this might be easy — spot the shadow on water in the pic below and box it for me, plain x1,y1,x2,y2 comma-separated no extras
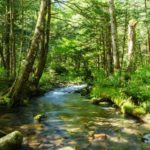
0,85,150,150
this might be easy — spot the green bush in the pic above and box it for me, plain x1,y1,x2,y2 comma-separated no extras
92,69,122,88
125,66,150,103
0,67,7,79
39,70,54,86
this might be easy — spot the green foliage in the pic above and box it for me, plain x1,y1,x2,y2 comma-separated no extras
91,69,123,99
57,72,82,84
92,69,122,88
0,67,7,79
52,65,68,75
125,66,150,103
133,107,146,116
39,70,54,86
121,101,134,114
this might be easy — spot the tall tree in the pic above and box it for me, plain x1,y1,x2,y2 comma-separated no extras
109,0,120,70
144,0,150,62
127,19,137,72
7,0,48,105
32,0,51,88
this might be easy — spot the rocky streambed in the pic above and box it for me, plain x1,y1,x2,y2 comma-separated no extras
0,85,150,150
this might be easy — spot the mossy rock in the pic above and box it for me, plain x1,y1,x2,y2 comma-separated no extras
34,114,47,122
0,131,23,150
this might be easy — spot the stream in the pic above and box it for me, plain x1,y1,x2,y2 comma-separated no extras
0,85,150,150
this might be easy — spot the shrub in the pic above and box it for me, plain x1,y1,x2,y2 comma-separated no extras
0,67,7,79
125,66,150,104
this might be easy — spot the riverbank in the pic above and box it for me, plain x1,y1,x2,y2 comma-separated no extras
0,76,84,106
89,86,150,124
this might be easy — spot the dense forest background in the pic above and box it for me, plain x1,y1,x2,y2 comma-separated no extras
0,0,150,117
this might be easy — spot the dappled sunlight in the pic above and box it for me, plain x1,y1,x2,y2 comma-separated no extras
0,86,150,149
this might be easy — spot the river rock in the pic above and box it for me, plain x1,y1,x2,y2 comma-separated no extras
34,114,47,122
58,146,75,150
0,131,23,150
91,140,108,150
94,134,107,140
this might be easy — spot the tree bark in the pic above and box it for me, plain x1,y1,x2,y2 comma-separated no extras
127,19,137,72
121,0,128,70
10,0,16,78
4,0,11,75
144,0,150,63
109,0,120,70
106,25,113,74
32,0,51,88
7,0,48,105
0,45,5,67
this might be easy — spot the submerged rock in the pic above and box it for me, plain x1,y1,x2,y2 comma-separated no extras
143,134,150,144
0,131,23,150
91,140,108,150
94,134,107,140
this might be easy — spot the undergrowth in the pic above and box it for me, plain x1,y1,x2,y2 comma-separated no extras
91,66,150,115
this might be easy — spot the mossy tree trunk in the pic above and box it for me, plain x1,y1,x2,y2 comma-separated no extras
7,0,48,105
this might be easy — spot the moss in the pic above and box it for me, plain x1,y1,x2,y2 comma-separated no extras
121,101,135,114
133,107,146,116
0,131,23,150
34,114,47,121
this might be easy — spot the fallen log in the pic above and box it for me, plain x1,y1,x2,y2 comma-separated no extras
0,131,23,150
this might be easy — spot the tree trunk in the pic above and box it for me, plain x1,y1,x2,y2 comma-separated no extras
106,25,113,74
32,0,51,88
10,0,16,78
109,0,120,70
144,0,150,63
4,0,11,75
127,19,137,72
121,0,128,70
0,45,5,67
18,0,24,76
7,0,48,105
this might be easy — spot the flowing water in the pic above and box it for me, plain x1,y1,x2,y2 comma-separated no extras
0,85,150,150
